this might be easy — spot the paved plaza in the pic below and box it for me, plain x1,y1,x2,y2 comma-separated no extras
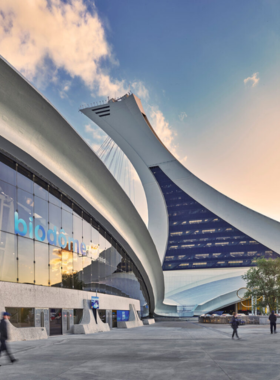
1,321,280,380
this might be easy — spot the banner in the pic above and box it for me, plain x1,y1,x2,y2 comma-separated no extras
117,310,129,321
91,296,99,309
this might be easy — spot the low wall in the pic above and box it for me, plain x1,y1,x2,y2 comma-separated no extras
199,316,280,325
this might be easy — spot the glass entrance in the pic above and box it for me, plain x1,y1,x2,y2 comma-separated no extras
112,310,117,328
49,309,62,335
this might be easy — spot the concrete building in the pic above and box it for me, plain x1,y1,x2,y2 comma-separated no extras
0,56,175,338
82,93,280,316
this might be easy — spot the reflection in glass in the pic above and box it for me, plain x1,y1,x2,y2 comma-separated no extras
34,182,48,201
73,216,82,242
62,210,72,240
0,162,16,185
73,252,83,289
18,237,34,284
49,246,62,287
35,241,48,286
62,247,73,289
17,172,33,193
0,180,16,234
0,231,17,282
17,189,33,237
34,196,48,235
49,192,61,207
49,203,61,239
6,307,34,328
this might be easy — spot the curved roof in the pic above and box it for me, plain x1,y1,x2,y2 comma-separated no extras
0,56,175,315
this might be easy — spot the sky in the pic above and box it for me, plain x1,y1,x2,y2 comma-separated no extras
0,0,279,225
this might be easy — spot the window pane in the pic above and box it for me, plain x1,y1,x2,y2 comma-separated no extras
62,210,72,240
34,183,48,201
73,252,83,289
17,189,33,238
49,203,61,243
0,180,16,234
18,236,34,284
0,162,16,185
49,246,62,287
0,231,17,282
34,196,48,242
73,216,82,243
6,307,35,328
83,220,91,245
17,172,33,193
62,248,73,289
35,241,49,286
49,192,61,207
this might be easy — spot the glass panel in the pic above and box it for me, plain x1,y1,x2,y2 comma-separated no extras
83,219,91,245
73,215,82,243
62,247,73,289
73,252,83,289
49,192,61,207
49,245,62,287
62,210,72,240
35,241,49,286
17,172,33,193
34,196,48,243
18,236,34,284
49,203,61,244
17,189,33,238
6,307,35,328
0,231,17,282
34,183,48,201
73,309,83,324
82,256,91,290
0,180,16,234
0,162,16,185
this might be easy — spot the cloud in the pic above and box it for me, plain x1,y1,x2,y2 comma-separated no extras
149,107,178,158
178,112,188,121
244,72,260,87
85,124,105,141
131,81,149,101
0,0,127,97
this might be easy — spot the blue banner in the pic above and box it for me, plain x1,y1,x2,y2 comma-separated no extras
117,310,129,321
91,296,99,309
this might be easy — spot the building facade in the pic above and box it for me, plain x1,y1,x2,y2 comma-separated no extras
82,93,280,316
0,57,175,337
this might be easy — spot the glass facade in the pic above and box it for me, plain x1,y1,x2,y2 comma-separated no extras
0,153,150,317
150,166,279,270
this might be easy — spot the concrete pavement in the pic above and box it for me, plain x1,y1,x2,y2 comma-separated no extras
0,321,279,380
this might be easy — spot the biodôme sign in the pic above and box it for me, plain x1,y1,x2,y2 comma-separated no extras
14,211,87,255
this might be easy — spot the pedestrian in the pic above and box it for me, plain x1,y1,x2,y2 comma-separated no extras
0,312,17,365
269,310,277,334
231,312,240,340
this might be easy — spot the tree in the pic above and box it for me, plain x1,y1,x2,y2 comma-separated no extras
242,258,280,313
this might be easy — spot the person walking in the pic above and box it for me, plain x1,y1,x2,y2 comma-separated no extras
269,311,277,334
0,312,17,365
231,312,240,340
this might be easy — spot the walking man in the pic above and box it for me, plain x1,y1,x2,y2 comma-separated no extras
231,312,240,340
269,310,277,334
0,312,16,365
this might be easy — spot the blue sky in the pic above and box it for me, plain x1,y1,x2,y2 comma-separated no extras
0,0,279,223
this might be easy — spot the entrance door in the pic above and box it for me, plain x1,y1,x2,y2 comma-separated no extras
49,309,62,336
112,310,117,328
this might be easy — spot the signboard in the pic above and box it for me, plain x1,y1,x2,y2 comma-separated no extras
117,310,129,322
91,296,99,309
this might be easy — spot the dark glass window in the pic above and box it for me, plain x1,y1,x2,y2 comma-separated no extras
0,180,16,234
18,237,34,284
49,245,62,287
35,241,49,286
6,307,35,328
150,166,279,271
73,309,83,324
0,231,17,282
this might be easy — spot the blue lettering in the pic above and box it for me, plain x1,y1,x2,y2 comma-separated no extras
47,226,57,245
58,229,67,249
68,238,79,253
35,225,46,242
14,212,27,236
80,242,86,256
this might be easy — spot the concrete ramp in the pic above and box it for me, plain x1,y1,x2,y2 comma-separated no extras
72,299,99,334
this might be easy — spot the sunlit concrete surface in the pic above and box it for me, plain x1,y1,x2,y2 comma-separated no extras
1,321,279,380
